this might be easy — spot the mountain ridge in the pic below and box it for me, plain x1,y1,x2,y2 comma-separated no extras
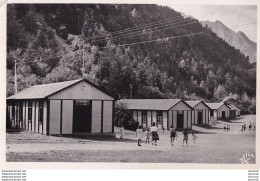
201,20,256,63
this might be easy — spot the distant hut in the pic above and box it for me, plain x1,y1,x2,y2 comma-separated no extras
6,79,115,135
117,99,193,130
186,101,210,125
227,104,241,118
206,103,230,121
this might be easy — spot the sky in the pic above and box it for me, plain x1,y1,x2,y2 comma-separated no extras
163,5,257,42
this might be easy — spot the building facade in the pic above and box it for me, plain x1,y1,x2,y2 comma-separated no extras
118,99,193,130
206,103,230,121
6,79,115,135
186,101,210,125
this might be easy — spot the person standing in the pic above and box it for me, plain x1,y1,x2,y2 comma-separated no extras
244,124,246,132
170,126,176,146
249,122,252,131
119,126,124,139
150,122,159,146
136,126,143,146
224,124,226,132
145,128,150,144
182,129,189,146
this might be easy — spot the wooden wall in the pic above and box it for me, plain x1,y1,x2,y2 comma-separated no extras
49,81,114,100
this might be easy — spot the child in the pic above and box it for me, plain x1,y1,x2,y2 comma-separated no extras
190,130,197,143
145,128,150,144
136,126,143,146
241,125,244,134
182,129,189,146
224,124,226,132
249,122,252,131
150,122,159,146
119,126,124,139
170,126,176,146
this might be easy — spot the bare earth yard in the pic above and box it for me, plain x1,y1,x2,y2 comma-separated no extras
6,115,255,163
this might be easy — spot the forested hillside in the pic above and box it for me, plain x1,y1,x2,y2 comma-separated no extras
7,4,256,113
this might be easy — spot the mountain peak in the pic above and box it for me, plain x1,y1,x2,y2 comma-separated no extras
201,20,256,63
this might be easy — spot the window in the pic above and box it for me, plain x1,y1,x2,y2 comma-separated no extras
157,111,163,124
210,110,214,116
28,101,32,122
38,101,43,123
141,110,147,123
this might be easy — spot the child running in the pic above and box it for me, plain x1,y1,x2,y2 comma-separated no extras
145,128,150,144
190,130,197,143
170,126,177,146
182,129,189,146
136,126,143,146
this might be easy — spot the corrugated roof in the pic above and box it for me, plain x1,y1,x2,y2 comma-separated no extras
205,103,225,109
185,101,201,108
186,101,211,109
227,104,241,111
118,99,183,110
7,79,83,99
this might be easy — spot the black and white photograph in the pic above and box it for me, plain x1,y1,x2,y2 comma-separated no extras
4,2,257,164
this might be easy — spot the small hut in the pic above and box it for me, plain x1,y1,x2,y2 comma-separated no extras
206,103,230,121
185,101,210,125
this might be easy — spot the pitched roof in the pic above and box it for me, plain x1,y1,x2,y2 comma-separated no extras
227,104,241,111
205,103,228,110
185,101,200,108
118,99,185,110
7,78,115,100
186,101,210,109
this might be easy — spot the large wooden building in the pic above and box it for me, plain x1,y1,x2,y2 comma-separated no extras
186,101,210,125
206,103,230,121
118,99,193,130
6,79,115,135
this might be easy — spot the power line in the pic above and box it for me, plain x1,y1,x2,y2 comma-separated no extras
99,30,208,49
89,17,188,43
86,15,185,40
89,19,199,44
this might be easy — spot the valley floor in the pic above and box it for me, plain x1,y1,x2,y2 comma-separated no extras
6,115,255,163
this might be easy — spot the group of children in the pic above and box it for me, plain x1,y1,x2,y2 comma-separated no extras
135,123,197,147
223,124,231,132
241,122,255,133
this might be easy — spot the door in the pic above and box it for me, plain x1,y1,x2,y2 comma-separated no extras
198,111,203,124
73,100,92,133
177,113,184,128
222,111,225,119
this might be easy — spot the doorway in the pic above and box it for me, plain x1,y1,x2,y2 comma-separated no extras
198,111,203,124
73,100,92,133
222,111,225,119
177,113,184,128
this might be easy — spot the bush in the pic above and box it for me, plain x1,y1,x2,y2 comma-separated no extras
114,102,139,131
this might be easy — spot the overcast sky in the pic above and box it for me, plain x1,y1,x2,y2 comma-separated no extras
163,5,257,42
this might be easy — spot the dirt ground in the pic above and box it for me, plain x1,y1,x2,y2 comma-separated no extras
6,115,256,163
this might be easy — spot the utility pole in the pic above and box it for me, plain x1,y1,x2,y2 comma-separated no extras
14,60,17,94
130,84,132,99
82,49,85,78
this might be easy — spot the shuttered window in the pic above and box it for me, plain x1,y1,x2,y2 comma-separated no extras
141,110,147,123
157,111,163,124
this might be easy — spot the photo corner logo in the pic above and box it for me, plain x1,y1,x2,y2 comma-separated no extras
240,150,255,164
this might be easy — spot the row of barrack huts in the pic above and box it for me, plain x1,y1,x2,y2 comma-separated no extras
6,79,241,135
